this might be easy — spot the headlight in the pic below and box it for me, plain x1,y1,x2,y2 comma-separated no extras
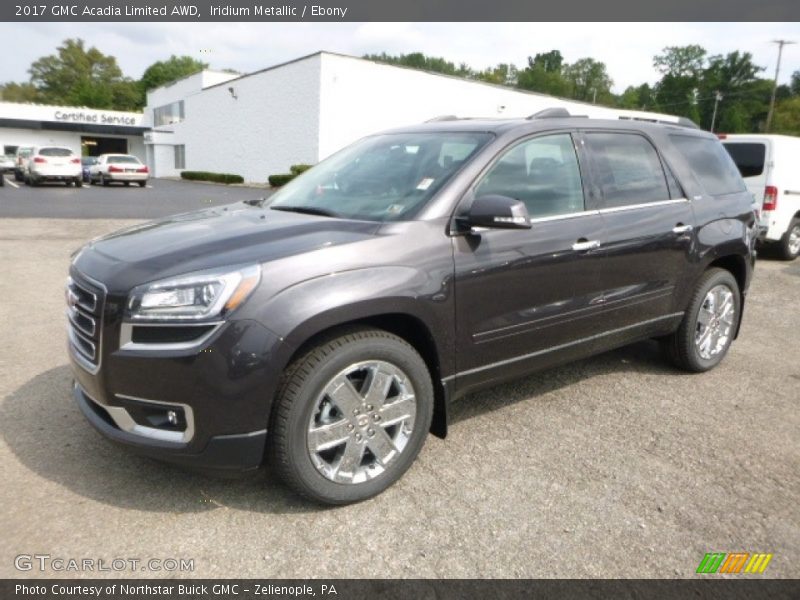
127,265,261,321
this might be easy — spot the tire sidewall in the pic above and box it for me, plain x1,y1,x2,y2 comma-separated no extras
684,270,740,371
782,219,800,260
282,335,434,504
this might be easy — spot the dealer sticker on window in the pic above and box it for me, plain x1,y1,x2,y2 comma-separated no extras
416,177,435,190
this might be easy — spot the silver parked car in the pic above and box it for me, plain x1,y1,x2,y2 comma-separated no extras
89,154,149,187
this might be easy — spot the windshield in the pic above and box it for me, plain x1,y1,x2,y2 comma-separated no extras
268,132,492,221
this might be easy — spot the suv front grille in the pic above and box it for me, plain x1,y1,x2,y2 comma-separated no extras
66,275,105,371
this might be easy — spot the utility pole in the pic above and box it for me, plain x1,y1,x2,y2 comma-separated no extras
710,91,723,132
766,39,796,132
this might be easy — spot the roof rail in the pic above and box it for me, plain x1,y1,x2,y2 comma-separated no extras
527,107,571,120
618,115,701,130
425,115,459,122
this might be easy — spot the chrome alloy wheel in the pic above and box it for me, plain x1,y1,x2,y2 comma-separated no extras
789,224,800,256
307,360,417,484
695,284,735,360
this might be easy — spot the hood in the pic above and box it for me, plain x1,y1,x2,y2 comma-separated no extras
73,202,380,290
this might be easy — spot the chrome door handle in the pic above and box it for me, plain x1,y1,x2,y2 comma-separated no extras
672,224,694,234
572,240,601,252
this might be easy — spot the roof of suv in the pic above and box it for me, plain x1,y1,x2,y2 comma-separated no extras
385,114,709,138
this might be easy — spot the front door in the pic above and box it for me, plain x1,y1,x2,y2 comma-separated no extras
452,132,606,393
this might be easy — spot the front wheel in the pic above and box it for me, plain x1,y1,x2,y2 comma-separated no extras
269,328,433,505
778,218,800,261
662,268,740,372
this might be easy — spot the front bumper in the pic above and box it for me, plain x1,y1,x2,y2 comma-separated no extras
75,383,266,473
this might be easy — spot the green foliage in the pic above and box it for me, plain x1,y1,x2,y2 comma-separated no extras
268,174,295,187
27,38,140,110
0,82,40,103
516,52,571,97
289,164,313,175
140,55,208,92
364,52,471,77
180,171,244,184
563,58,614,103
772,97,800,134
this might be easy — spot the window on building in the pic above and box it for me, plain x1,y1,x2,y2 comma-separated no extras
174,145,186,169
154,100,185,127
4,145,19,156
672,135,746,196
585,133,670,208
474,133,585,218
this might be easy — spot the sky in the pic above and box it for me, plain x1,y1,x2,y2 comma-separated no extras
0,22,799,93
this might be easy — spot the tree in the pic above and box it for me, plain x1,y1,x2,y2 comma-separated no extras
563,58,613,103
790,70,800,96
475,63,518,86
140,55,208,92
654,45,707,78
0,82,40,103
516,50,571,97
772,96,800,134
698,52,767,132
27,38,140,110
617,83,655,110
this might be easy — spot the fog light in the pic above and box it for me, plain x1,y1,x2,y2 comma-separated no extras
167,410,178,425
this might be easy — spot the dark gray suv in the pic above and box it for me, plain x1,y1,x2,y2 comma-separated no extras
68,110,756,504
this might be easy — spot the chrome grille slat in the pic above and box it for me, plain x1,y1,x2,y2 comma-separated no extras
66,275,104,371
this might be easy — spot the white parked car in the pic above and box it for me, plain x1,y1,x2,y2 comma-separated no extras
89,154,149,187
26,146,83,187
722,134,800,260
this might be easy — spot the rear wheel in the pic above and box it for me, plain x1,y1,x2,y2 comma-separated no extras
138,181,146,188
270,328,433,505
662,268,740,372
778,218,800,261
74,177,83,188
124,181,130,186
101,174,110,187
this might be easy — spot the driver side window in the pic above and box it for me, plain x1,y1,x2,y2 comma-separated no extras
475,133,585,218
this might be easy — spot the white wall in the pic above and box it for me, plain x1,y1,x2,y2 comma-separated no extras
146,58,322,182
0,128,82,154
317,54,679,161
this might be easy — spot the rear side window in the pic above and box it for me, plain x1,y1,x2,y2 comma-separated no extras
39,148,73,157
670,135,746,196
722,142,766,178
585,133,670,208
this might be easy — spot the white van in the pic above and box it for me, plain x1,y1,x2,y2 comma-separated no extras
721,134,800,260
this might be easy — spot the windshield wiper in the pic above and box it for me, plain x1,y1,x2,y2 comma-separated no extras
271,206,340,218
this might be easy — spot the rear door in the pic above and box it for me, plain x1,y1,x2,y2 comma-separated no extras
582,130,695,331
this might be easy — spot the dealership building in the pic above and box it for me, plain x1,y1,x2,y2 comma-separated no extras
143,52,680,182
0,101,146,159
2,52,679,183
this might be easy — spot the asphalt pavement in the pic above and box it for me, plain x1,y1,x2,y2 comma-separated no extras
0,205,797,579
0,175,270,219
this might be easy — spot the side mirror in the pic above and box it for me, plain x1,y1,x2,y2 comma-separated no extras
462,194,531,230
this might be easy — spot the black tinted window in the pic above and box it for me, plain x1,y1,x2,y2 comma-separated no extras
475,133,585,218
722,142,766,178
671,135,746,196
585,133,669,208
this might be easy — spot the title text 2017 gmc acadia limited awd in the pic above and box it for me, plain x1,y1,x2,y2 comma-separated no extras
68,111,756,504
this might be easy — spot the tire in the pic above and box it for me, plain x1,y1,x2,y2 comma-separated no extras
138,181,146,188
74,178,83,188
14,170,22,182
662,268,740,373
102,174,110,187
269,327,434,505
124,181,130,186
777,218,800,261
